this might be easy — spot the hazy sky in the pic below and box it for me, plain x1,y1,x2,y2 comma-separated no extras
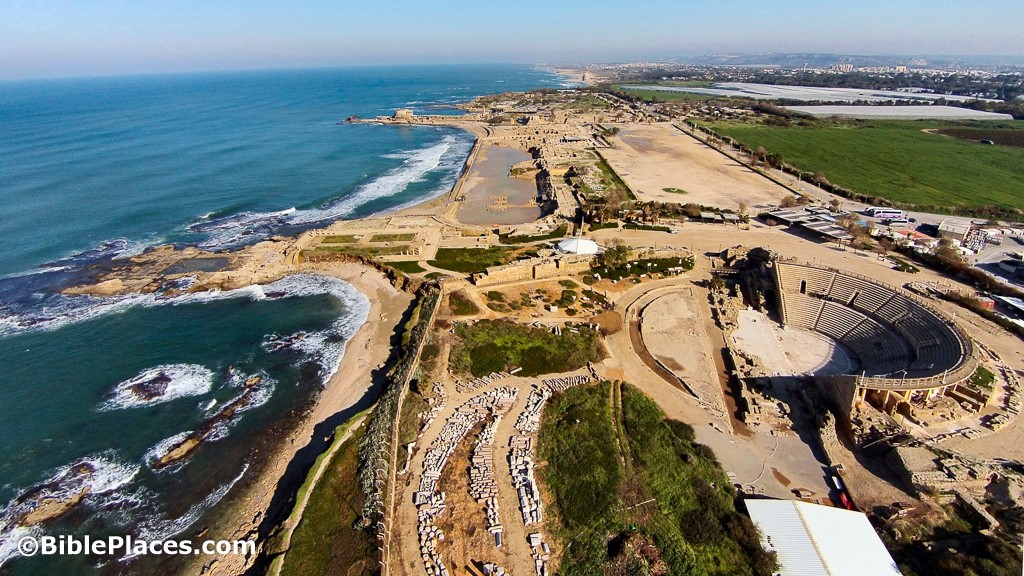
2,0,1022,79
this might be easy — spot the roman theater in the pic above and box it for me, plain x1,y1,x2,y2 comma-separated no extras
769,259,979,422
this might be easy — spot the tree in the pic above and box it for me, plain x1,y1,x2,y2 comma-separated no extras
829,198,842,212
601,239,631,268
780,195,799,208
754,146,767,166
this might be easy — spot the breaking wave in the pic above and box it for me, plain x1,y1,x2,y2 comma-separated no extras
193,134,471,250
99,364,215,411
0,453,140,567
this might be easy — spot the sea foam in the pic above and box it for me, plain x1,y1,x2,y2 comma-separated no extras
98,364,215,411
0,452,140,567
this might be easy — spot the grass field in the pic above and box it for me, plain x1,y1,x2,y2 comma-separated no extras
499,224,569,244
385,260,425,274
319,244,409,257
427,246,516,274
538,382,776,576
936,127,1024,148
616,85,730,103
447,290,480,316
449,319,602,377
370,233,416,242
711,120,1024,214
277,422,377,576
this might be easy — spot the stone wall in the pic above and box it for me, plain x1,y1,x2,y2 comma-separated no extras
472,255,594,287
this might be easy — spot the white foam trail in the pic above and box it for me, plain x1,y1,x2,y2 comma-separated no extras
286,135,458,225
193,134,470,251
142,431,193,470
0,452,140,567
99,364,214,411
258,274,370,382
128,463,249,553
0,274,370,395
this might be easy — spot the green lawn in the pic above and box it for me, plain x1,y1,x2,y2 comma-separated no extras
711,120,1024,214
499,224,569,244
386,260,425,274
427,246,516,274
319,244,409,257
370,233,416,243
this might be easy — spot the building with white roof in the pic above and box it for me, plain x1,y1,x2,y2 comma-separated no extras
745,499,901,576
556,237,600,255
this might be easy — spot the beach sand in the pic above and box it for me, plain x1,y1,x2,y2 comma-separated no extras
192,262,412,576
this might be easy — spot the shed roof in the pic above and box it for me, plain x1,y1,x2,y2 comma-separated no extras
745,499,901,576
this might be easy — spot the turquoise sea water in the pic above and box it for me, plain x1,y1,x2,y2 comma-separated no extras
0,65,564,574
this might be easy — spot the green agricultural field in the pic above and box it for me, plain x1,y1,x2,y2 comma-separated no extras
538,382,776,576
616,85,730,103
711,120,1024,214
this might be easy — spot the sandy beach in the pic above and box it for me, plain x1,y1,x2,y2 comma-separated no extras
192,262,412,576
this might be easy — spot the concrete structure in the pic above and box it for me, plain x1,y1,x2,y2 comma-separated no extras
938,219,973,243
471,253,593,286
746,499,902,576
772,260,977,421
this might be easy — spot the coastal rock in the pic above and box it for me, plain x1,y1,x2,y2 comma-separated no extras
153,389,256,469
13,462,98,527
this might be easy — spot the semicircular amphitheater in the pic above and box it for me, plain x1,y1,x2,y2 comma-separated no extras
770,260,977,421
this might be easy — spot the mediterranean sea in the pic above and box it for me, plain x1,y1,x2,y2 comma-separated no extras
0,64,566,574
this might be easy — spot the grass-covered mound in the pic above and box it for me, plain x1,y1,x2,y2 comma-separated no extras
277,423,378,576
449,319,602,377
538,382,776,576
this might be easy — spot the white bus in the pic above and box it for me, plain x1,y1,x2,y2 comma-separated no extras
867,208,905,220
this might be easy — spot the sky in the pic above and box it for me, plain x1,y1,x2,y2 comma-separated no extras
2,0,1023,80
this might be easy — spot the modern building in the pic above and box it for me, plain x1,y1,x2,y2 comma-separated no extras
937,219,973,243
745,499,902,576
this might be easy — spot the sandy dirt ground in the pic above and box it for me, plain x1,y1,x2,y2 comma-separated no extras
731,310,857,376
456,145,541,226
600,123,791,211
198,263,412,576
637,289,725,411
590,223,1024,509
392,370,591,576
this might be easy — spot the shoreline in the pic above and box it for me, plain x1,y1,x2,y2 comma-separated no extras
190,262,412,575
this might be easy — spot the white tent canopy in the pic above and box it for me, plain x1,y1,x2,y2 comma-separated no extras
556,238,600,255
